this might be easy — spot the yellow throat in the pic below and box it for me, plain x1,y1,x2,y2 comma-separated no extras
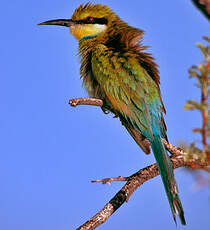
70,23,107,41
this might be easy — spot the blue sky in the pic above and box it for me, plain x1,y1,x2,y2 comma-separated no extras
0,0,209,229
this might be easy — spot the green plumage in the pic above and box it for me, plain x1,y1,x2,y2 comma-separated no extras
75,3,186,225
39,2,186,225
77,4,186,225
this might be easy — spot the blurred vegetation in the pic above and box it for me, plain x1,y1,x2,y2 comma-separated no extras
191,0,210,20
180,36,210,173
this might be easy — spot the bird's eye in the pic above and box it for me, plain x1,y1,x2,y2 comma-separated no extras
85,16,94,23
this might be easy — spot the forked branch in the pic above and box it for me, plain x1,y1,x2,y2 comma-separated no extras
69,97,209,230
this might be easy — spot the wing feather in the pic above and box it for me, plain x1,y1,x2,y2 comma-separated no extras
91,44,166,143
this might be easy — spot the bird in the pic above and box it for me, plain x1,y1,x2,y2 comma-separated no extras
39,2,186,225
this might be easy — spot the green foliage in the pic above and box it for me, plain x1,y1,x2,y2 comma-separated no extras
184,100,208,111
182,36,210,167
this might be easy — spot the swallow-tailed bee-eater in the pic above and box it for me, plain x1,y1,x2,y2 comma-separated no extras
39,3,186,225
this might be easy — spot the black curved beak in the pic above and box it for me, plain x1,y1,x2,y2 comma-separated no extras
38,19,73,27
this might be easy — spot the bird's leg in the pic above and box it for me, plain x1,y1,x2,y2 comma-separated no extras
69,97,103,107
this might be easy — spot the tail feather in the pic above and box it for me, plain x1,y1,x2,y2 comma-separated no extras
151,135,186,225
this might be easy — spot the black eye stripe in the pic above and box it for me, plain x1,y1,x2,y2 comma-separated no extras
94,18,108,24
73,17,108,25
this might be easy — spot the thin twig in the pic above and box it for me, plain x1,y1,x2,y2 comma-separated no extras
69,97,103,107
201,93,208,153
91,176,128,185
201,56,209,157
77,154,185,230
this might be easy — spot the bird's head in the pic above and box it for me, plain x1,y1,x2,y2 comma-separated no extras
39,3,118,41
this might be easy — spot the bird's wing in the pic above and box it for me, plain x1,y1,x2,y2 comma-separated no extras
91,45,187,225
91,45,187,224
91,44,166,142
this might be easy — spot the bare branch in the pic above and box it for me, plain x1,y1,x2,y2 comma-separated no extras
69,97,209,229
69,98,103,107
91,176,128,185
77,150,209,230
77,154,182,230
162,138,185,155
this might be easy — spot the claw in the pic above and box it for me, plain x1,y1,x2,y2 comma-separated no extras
101,107,110,114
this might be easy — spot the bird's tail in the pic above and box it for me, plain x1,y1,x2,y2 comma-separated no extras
151,135,186,225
